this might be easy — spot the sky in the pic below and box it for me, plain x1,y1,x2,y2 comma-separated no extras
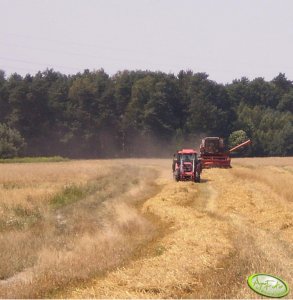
0,0,293,83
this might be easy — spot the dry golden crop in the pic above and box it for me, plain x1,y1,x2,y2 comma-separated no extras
0,160,159,298
0,157,292,299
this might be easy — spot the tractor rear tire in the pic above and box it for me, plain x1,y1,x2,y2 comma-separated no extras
195,172,201,183
174,170,180,182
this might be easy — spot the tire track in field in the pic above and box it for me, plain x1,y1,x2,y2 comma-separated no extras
189,168,293,299
64,167,234,298
0,165,163,298
61,162,293,299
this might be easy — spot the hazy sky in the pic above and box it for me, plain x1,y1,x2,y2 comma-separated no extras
1,0,293,83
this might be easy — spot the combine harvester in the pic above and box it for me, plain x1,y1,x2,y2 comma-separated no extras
172,149,202,182
199,137,251,169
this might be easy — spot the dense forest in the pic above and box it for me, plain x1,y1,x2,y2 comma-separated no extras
0,69,292,158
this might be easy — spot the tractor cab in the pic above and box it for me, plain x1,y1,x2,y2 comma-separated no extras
172,149,201,182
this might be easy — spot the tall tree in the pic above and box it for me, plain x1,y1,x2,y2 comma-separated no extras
0,123,26,158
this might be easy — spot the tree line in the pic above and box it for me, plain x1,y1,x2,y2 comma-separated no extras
0,69,292,158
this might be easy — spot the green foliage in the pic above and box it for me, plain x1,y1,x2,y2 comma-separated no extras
50,184,87,208
50,182,98,208
0,68,292,157
0,156,68,163
272,73,292,92
236,105,293,156
228,130,248,149
187,77,233,137
0,123,26,158
277,89,293,113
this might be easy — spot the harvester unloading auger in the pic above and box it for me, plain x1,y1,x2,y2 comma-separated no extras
199,137,251,169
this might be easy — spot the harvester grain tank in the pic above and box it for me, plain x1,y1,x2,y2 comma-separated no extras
199,137,251,169
172,149,202,182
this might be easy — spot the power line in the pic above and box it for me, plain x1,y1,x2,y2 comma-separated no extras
0,65,39,74
0,32,138,54
0,31,186,58
0,56,82,71
1,36,173,68
0,41,154,65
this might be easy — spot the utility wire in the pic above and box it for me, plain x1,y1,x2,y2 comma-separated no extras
0,32,142,54
0,56,82,71
0,41,156,65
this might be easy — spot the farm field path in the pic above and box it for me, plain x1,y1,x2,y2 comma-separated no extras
63,159,293,299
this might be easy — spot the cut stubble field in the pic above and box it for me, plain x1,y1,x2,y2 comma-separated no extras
0,158,292,298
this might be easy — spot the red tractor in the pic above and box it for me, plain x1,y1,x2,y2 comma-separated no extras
199,137,251,169
172,149,202,182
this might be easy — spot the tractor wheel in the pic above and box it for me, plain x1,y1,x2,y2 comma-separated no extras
174,170,180,182
195,172,201,183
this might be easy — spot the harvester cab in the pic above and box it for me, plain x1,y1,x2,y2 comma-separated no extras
200,137,224,154
199,137,251,168
172,149,202,182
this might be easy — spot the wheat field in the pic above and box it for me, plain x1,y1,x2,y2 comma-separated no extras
0,157,292,298
0,160,160,298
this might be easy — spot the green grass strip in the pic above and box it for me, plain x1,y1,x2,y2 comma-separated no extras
50,183,97,208
0,156,69,163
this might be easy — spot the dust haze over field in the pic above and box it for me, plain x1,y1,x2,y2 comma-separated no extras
114,133,206,158
0,158,292,298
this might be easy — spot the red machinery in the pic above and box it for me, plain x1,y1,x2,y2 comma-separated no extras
172,149,202,182
199,137,251,169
